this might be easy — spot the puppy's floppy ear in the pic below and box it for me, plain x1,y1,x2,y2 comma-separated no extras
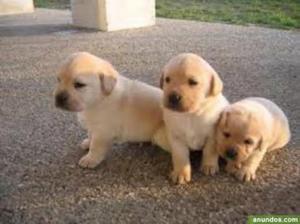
159,71,164,89
99,62,118,95
256,137,268,152
250,113,269,152
209,70,223,96
99,74,117,95
255,131,270,152
216,110,229,129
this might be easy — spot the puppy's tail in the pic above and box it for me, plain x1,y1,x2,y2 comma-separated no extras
152,125,171,153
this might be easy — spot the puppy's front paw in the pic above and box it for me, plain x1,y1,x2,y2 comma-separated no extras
225,162,238,174
201,163,219,176
235,166,256,182
80,138,90,150
170,166,191,184
78,153,103,169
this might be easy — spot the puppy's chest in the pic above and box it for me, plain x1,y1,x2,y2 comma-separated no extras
166,114,210,150
185,121,208,150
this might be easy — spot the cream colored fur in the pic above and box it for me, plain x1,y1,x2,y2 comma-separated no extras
54,52,170,168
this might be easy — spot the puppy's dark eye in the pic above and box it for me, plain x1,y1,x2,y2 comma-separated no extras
223,132,230,138
165,77,170,83
57,77,61,82
244,138,254,145
188,79,198,86
74,82,86,89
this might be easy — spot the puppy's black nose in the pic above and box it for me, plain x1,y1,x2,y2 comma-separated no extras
225,148,237,160
168,92,181,107
55,91,69,107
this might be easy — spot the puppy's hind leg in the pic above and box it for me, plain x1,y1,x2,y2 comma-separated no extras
152,125,171,152
79,135,111,169
80,131,91,150
80,138,90,150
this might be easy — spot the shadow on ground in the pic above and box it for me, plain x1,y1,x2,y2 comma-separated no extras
0,24,74,37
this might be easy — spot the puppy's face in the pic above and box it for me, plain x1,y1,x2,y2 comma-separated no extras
160,53,223,113
216,106,263,167
54,52,118,112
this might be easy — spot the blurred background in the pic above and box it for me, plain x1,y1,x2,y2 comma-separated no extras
34,0,300,29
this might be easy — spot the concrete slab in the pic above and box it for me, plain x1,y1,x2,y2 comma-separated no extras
0,0,34,15
71,0,155,31
0,9,299,224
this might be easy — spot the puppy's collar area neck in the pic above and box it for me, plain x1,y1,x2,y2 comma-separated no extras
195,94,224,114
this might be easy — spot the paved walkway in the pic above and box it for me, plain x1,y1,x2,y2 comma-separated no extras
0,9,299,224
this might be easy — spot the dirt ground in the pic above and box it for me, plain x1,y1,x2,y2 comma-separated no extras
0,9,299,224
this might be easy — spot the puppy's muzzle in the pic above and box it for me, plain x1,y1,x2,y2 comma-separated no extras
168,92,182,109
55,91,69,109
225,148,237,160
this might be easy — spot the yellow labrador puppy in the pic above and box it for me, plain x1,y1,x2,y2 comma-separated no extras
160,53,229,184
216,97,291,181
54,52,169,168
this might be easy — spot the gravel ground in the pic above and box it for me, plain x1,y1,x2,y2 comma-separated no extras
0,9,299,224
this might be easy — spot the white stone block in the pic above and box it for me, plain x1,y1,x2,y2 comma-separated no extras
71,0,155,31
0,0,34,15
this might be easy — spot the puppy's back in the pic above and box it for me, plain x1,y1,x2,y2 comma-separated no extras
243,97,291,150
119,77,163,142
